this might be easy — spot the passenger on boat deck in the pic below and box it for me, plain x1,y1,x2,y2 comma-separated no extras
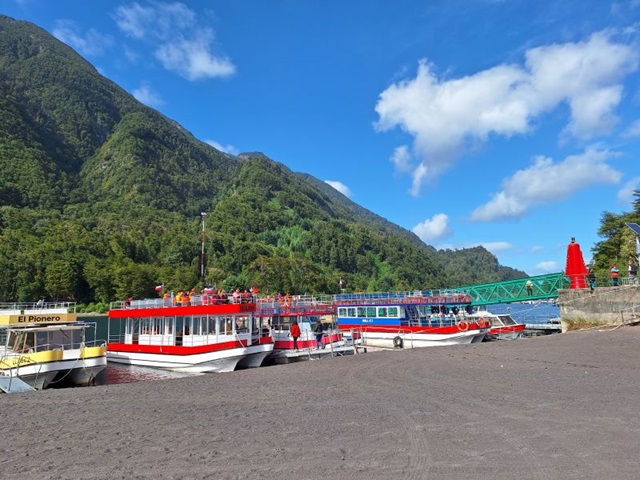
182,292,191,306
233,288,241,303
290,320,301,351
314,318,324,349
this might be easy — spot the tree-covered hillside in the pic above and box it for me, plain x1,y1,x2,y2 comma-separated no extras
0,16,525,308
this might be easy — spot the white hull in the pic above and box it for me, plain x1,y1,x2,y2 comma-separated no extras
107,347,247,373
359,329,480,349
236,344,274,369
1,355,106,389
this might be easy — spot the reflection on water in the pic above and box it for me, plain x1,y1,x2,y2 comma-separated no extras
94,364,197,386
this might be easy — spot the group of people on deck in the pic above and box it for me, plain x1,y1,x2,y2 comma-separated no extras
155,286,259,306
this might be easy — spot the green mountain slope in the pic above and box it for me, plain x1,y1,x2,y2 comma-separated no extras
0,15,525,306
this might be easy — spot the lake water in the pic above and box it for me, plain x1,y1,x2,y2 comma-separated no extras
483,301,559,324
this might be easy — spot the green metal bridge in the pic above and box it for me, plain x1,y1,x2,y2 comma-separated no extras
459,272,569,307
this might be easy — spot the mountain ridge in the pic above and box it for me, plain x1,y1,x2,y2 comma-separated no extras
0,15,525,305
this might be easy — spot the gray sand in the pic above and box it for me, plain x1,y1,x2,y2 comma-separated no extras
1,328,639,480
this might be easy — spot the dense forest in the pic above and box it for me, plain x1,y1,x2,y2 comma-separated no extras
0,15,526,311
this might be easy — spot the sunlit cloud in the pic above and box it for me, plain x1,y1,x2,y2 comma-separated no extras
412,213,452,243
132,83,164,107
470,149,622,222
205,140,239,155
531,245,544,253
113,1,235,80
621,119,640,138
375,31,638,196
53,20,113,56
536,260,560,273
617,176,640,205
325,181,353,198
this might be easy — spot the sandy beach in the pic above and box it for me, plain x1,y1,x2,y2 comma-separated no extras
1,327,639,480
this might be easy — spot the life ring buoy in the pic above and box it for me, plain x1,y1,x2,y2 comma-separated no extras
393,336,404,349
458,320,469,332
478,318,487,328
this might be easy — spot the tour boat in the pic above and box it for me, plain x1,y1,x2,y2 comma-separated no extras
107,294,273,373
256,296,352,364
335,291,488,349
0,302,106,391
466,309,525,340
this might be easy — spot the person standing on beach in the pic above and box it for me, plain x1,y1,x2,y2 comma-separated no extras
290,320,301,351
610,264,619,286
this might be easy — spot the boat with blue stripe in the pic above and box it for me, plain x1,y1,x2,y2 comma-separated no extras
335,290,489,349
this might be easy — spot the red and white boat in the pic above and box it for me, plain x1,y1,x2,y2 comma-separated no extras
107,294,273,373
335,291,489,349
256,296,351,364
466,309,525,340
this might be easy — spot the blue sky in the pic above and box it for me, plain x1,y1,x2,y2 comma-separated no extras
3,0,640,276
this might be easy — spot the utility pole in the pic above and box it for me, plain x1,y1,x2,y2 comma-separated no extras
200,212,207,281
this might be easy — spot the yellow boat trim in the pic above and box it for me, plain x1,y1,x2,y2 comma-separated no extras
0,350,64,370
81,345,107,359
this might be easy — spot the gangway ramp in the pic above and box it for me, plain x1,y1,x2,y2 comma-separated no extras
459,272,568,307
0,376,35,393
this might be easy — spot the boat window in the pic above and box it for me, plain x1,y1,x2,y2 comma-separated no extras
356,307,366,317
378,307,388,318
499,315,516,325
347,308,356,317
236,315,249,332
338,308,347,317
366,307,376,317
388,307,399,317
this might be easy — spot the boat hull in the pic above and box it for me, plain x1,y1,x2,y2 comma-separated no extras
236,343,274,369
107,345,247,373
0,346,107,389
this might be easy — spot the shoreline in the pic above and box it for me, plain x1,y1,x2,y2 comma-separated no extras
2,327,640,479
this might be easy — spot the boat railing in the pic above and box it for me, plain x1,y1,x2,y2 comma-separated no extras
0,301,75,314
333,290,472,306
110,294,257,310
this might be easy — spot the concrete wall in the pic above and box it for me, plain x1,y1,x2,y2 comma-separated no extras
558,285,640,329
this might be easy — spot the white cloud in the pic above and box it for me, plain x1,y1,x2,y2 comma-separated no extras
375,32,638,195
390,145,413,173
53,20,113,56
325,181,352,198
205,140,238,155
536,261,560,273
531,245,544,253
114,2,235,80
473,241,513,254
622,119,640,138
132,83,164,107
155,31,235,80
617,176,640,205
412,213,452,242
470,149,622,221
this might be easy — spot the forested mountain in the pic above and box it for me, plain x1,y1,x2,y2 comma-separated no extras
0,15,525,309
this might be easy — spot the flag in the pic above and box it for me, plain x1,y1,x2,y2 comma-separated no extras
155,284,164,292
